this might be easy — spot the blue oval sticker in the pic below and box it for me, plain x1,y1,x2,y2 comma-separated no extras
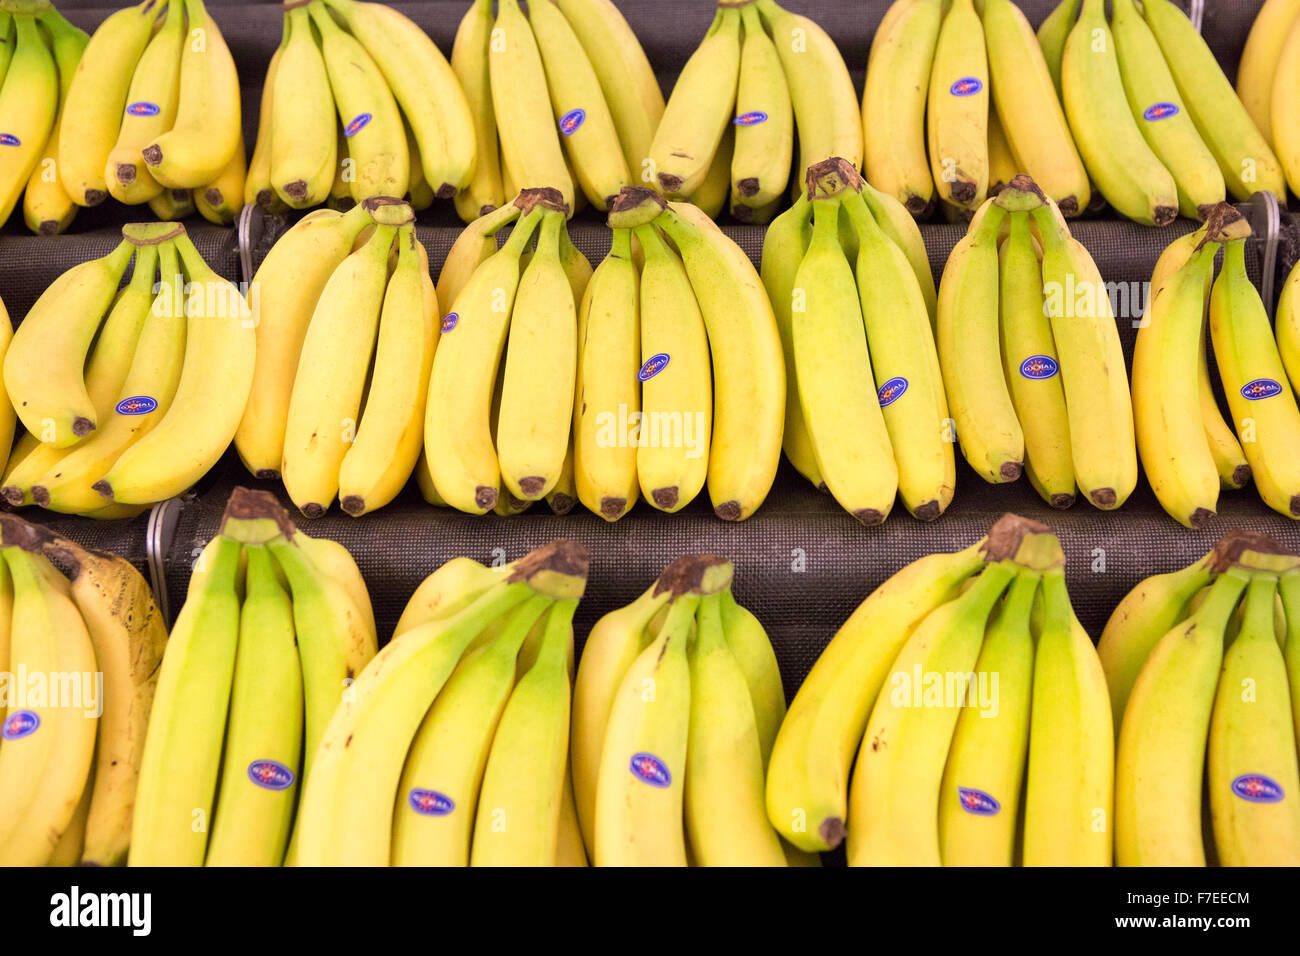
629,752,671,788
1241,378,1284,400
950,77,983,97
2,710,39,741
1020,355,1059,380
1232,774,1284,803
878,376,908,407
0,134,20,147
408,788,455,816
957,786,1001,816
1143,102,1179,122
116,395,158,416
733,111,768,126
441,312,459,334
344,113,372,138
638,353,670,382
127,101,161,118
559,108,586,135
247,759,295,791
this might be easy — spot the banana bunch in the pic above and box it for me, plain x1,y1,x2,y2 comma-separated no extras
236,198,439,519
762,157,948,524
1134,203,1300,527
447,0,659,221
1046,0,1283,224
1108,531,1300,866
646,0,857,222
127,487,377,866
864,0,1088,219
1243,0,1300,199
573,554,804,866
245,0,474,219
566,186,784,521
1,222,254,514
937,175,1137,512
54,0,246,226
0,2,87,234
0,512,168,867
288,538,588,866
767,514,1113,866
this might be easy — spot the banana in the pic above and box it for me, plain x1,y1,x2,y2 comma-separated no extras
0,546,98,866
471,599,577,866
395,557,512,637
490,0,572,211
1022,567,1114,866
142,0,241,190
1208,572,1300,866
34,241,185,516
1138,1,1279,204
205,544,303,867
684,591,786,867
1280,569,1300,762
862,0,941,216
106,0,185,206
760,195,821,488
294,542,585,866
729,2,791,212
497,210,577,501
1036,0,1080,97
1031,200,1138,510
632,221,711,513
1115,565,1249,866
48,769,92,867
860,180,937,321
690,122,732,220
999,211,1074,507
281,222,396,517
1279,260,1300,396
1239,0,1300,147
235,202,373,478
148,185,195,220
4,239,134,447
544,440,577,514
308,0,407,202
391,594,551,866
556,0,663,177
647,8,739,199
244,26,287,212
1110,0,1223,220
848,561,1016,866
718,585,786,769
574,228,640,520
268,5,335,209
1061,0,1177,225
129,535,241,866
529,0,628,210
1211,238,1300,519
0,300,13,489
937,200,1023,482
986,107,1018,197
57,0,157,206
1099,548,1218,731
22,9,88,234
594,591,699,867
766,537,987,852
193,133,246,225
983,0,1089,215
757,0,861,186
327,0,476,198
0,12,12,89
655,200,784,520
426,204,543,514
338,227,437,516
570,581,671,855
1132,233,1219,527
435,202,521,311
96,234,255,505
842,178,953,520
938,571,1037,866
451,0,503,221
926,0,988,210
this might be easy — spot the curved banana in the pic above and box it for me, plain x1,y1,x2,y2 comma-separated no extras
435,201,521,311
142,0,242,190
926,0,988,210
451,0,502,221
1239,0,1300,146
730,2,792,213
1278,259,1300,395
244,26,287,212
21,9,88,234
267,5,335,209
1036,0,1080,97
1061,0,1177,225
0,12,57,226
